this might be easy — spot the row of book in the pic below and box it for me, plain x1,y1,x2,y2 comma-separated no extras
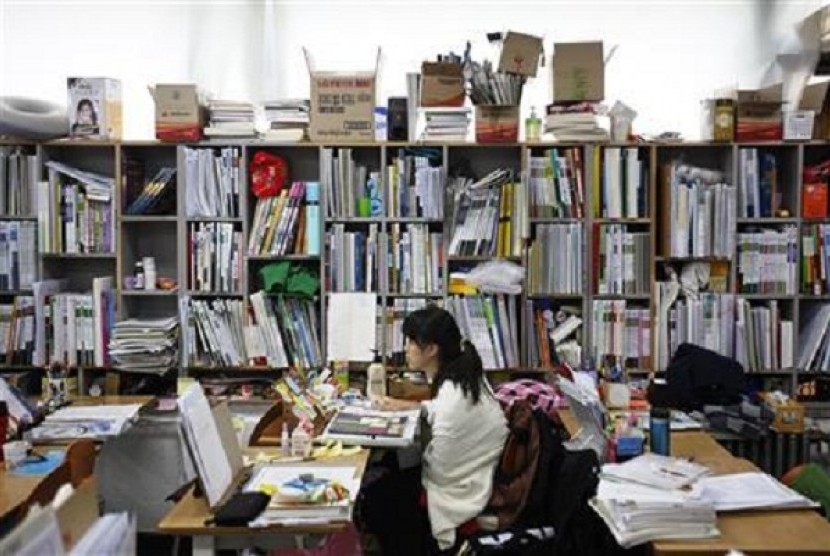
0,221,37,291
180,294,322,369
386,151,444,219
0,148,37,217
737,227,798,295
321,148,379,219
595,225,650,296
527,223,583,295
383,298,432,365
0,296,34,364
739,148,780,218
527,148,585,219
591,300,652,371
802,224,830,295
248,182,321,256
184,147,240,218
736,298,794,372
448,170,527,258
597,147,648,219
799,303,830,373
40,161,115,254
203,100,256,138
446,294,520,370
385,223,443,295
663,164,735,258
187,222,243,294
122,167,176,215
527,299,582,369
326,224,379,293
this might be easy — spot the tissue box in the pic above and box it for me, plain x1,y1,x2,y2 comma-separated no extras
761,393,805,433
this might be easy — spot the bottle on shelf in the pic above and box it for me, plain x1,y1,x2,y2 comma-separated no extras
281,423,291,457
525,106,542,142
367,350,387,401
134,261,145,290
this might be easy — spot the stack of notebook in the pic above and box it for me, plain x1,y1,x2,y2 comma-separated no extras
421,107,471,142
109,317,179,375
204,100,256,138
263,99,309,142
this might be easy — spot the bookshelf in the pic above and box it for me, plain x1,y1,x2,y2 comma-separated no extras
5,138,830,399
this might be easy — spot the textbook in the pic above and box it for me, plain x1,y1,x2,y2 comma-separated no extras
321,407,419,448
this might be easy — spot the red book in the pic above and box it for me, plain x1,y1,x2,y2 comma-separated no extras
803,182,828,219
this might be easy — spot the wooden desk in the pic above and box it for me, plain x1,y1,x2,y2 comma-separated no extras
562,411,830,555
157,449,370,556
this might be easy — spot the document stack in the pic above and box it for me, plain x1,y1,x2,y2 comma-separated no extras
0,147,37,216
421,107,471,142
29,403,143,441
447,294,520,370
544,103,609,141
109,316,179,374
527,147,585,219
590,453,718,548
184,147,240,218
592,300,651,371
181,297,247,368
528,223,583,294
248,291,322,369
0,295,35,364
263,99,309,142
0,221,37,291
204,100,256,138
386,150,444,218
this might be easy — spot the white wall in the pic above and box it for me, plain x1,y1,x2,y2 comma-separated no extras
1,0,827,139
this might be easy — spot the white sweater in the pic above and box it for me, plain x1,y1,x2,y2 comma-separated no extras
421,380,508,549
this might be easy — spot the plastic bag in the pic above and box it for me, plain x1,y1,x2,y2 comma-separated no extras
466,260,525,294
250,151,288,198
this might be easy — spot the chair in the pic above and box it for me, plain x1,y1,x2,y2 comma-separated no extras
19,460,71,521
66,439,96,487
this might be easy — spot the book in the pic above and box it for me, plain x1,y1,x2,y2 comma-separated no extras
184,147,240,218
67,77,122,140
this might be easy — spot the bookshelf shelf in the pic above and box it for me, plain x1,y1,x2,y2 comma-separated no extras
0,290,33,296
527,293,584,299
186,217,243,224
325,217,384,224
654,256,731,263
247,254,319,262
530,217,583,224
448,255,522,263
185,291,244,297
739,293,797,300
799,294,830,300
594,218,651,224
0,215,37,221
120,215,178,223
186,366,288,374
736,217,798,225
386,292,443,299
385,217,444,224
120,289,178,297
41,253,117,260
592,293,651,301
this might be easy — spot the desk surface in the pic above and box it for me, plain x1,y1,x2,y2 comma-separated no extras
0,395,156,521
157,449,370,537
561,410,830,555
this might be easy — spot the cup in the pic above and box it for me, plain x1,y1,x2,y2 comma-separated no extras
3,440,28,470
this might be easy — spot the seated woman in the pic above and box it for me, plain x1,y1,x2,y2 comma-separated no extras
361,305,508,555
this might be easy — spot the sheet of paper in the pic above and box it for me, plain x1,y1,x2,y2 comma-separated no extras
0,505,65,556
326,292,377,362
69,513,135,556
178,383,233,507
245,465,361,502
691,472,818,512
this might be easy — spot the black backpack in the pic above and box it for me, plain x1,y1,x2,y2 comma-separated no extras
657,343,746,411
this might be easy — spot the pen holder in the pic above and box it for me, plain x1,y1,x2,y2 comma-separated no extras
475,105,519,143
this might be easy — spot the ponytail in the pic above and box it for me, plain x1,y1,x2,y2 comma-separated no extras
431,339,485,403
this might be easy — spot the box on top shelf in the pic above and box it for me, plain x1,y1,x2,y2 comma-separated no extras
552,41,604,103
736,84,784,142
801,81,830,139
498,31,544,78
67,77,122,140
420,62,465,107
150,84,204,142
305,47,379,143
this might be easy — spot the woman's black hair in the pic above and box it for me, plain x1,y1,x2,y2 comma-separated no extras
76,98,97,124
402,304,486,403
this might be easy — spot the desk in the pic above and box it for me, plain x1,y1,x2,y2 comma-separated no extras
157,449,370,556
561,410,830,555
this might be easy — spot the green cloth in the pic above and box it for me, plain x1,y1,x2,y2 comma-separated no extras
258,262,319,299
791,463,830,518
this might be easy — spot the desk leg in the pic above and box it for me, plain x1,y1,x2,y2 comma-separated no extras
192,535,216,556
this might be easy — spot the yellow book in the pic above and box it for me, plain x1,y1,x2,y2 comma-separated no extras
592,147,601,218
504,181,514,257
262,190,288,255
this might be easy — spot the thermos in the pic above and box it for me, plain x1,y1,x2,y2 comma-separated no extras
649,405,671,456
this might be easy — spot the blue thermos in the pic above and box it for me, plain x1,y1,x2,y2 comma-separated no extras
650,406,671,456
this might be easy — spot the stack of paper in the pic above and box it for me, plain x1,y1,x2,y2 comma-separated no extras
263,99,309,142
109,317,178,374
69,512,135,556
29,404,142,441
205,100,256,138
591,454,719,548
421,107,471,142
691,472,818,512
544,102,609,141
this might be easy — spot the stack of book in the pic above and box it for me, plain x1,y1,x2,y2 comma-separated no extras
447,294,520,370
801,224,830,295
326,223,379,292
184,147,240,218
0,221,37,291
386,150,444,218
204,100,256,138
528,223,582,295
187,222,242,294
544,103,609,141
181,297,247,368
735,298,794,371
321,148,378,218
248,291,322,369
797,303,830,373
527,299,582,369
262,99,309,142
384,223,443,295
739,149,780,218
592,300,651,371
109,317,178,375
248,182,314,256
737,227,797,295
598,147,648,218
595,225,650,295
421,107,471,142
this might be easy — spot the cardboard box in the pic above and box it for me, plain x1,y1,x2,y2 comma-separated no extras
306,48,379,142
150,84,204,142
736,84,784,141
420,62,465,107
67,77,122,140
552,42,604,102
761,393,805,433
475,104,519,143
499,31,543,77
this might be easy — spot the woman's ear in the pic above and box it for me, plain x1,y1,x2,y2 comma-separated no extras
425,343,439,360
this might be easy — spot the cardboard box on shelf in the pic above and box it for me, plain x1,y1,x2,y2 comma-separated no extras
736,84,784,141
552,41,604,102
420,62,465,107
801,81,830,139
67,77,122,140
475,105,519,143
305,48,379,143
150,84,204,142
499,31,544,77
760,392,805,434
